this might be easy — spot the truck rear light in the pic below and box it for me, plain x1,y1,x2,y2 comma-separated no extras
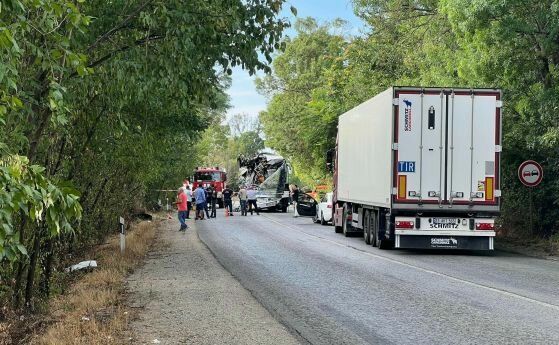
476,222,494,230
398,175,407,199
395,221,414,229
428,191,439,197
472,192,484,198
485,177,494,200
408,191,418,197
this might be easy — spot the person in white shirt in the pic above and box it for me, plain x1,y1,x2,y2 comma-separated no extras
185,185,193,219
246,186,259,215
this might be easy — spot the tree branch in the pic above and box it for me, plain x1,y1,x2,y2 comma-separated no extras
87,0,154,52
71,34,165,78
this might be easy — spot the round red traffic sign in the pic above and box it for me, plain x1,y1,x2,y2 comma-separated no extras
518,160,543,187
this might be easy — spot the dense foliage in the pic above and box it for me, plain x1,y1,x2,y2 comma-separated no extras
258,1,559,240
0,0,291,309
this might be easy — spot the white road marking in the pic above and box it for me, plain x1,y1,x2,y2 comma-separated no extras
261,214,559,312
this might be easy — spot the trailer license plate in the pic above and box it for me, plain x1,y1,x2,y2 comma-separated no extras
430,218,459,229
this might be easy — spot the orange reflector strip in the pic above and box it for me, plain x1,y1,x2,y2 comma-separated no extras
398,175,407,199
485,177,494,200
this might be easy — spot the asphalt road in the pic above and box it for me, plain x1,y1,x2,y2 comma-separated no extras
197,211,559,345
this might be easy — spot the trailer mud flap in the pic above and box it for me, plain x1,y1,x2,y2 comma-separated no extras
396,235,493,250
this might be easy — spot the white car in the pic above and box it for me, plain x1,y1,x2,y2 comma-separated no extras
314,192,333,225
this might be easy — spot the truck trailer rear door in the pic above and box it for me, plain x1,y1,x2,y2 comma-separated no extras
447,91,501,205
393,88,501,208
395,91,447,204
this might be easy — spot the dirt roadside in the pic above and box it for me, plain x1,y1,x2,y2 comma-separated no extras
126,217,300,345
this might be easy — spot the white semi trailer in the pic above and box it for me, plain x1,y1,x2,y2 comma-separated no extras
329,87,502,250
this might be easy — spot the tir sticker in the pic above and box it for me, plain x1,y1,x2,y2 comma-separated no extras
403,99,412,131
398,161,416,173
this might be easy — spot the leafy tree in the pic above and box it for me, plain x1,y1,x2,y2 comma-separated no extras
257,18,348,184
0,0,293,309
260,1,559,240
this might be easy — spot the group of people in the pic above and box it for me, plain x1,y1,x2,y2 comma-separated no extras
223,185,260,216
175,180,261,231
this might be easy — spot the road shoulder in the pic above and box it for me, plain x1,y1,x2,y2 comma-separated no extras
126,217,300,345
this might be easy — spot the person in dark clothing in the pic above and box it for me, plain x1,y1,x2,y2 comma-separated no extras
204,187,211,219
185,185,192,219
290,184,300,217
222,187,234,216
210,188,218,218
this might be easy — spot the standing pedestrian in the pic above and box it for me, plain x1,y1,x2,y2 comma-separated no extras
247,186,259,215
204,187,212,219
210,188,218,218
290,184,300,217
185,185,193,219
194,186,207,220
222,186,234,216
238,185,248,216
175,187,188,231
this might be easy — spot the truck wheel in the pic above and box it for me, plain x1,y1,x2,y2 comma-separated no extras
371,212,378,247
335,223,343,233
281,205,288,213
342,204,351,237
364,210,371,244
376,227,392,249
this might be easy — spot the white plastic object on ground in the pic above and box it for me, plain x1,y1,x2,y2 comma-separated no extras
65,260,98,272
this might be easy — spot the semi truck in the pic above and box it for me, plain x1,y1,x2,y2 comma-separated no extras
329,87,502,250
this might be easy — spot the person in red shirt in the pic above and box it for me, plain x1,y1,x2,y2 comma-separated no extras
175,187,188,231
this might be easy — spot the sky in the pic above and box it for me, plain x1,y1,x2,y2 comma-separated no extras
225,0,364,122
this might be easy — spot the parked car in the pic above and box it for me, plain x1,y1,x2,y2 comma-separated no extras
314,192,333,225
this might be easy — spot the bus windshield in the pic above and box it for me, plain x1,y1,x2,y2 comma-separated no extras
195,172,221,181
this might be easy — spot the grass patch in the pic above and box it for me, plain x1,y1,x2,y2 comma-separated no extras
23,220,157,345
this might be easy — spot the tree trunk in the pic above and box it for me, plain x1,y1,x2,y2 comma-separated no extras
24,224,43,310
12,214,27,308
40,239,54,297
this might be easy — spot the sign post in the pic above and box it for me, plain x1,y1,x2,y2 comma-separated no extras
119,216,125,254
518,160,543,235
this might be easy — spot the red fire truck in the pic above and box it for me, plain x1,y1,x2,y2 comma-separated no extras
192,167,227,208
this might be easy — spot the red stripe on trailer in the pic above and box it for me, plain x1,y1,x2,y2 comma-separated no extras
495,96,501,204
393,91,399,197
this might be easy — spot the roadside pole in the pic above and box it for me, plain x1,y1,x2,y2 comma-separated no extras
518,160,543,236
529,188,533,235
119,216,125,254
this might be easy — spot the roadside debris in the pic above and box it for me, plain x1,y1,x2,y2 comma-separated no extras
65,260,97,272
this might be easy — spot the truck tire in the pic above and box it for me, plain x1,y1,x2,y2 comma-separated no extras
320,212,326,225
371,211,378,247
335,223,343,233
364,210,372,244
376,226,392,249
342,204,351,237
